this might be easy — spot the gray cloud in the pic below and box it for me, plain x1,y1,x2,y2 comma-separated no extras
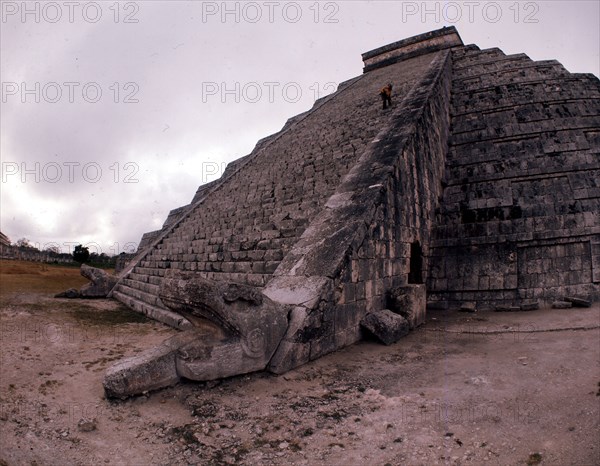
1,1,598,254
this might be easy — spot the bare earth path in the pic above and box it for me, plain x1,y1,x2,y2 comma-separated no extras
0,261,598,465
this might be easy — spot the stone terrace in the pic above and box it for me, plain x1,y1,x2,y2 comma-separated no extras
429,45,600,309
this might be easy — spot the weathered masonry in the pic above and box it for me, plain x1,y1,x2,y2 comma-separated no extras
104,27,599,397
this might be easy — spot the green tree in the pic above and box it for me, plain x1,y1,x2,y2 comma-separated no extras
44,245,61,254
15,237,32,248
73,244,90,264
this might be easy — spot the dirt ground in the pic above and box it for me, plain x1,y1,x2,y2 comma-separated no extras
0,260,598,466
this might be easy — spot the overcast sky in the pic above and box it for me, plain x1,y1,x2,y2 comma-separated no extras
1,0,598,256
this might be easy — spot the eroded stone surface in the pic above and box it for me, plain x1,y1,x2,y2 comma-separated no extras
104,330,196,398
564,296,592,308
55,265,118,299
520,301,540,311
388,285,426,329
104,272,288,397
552,301,573,309
360,310,410,345
79,264,118,298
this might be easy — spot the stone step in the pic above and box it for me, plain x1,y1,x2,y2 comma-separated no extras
115,283,162,307
452,47,505,63
133,266,166,277
453,72,569,96
457,57,565,78
128,272,149,283
112,290,191,330
449,115,599,146
121,278,160,295
453,54,531,76
124,266,272,290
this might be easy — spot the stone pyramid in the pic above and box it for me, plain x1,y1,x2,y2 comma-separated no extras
105,27,599,397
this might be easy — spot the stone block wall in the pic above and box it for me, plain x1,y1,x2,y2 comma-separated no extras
0,244,74,264
324,49,452,355
340,49,452,317
428,45,600,309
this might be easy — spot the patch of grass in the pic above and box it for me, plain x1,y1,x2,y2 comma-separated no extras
8,298,148,325
67,306,149,326
301,427,314,437
38,379,62,395
289,440,302,452
170,423,201,445
318,409,348,421
253,438,269,448
527,453,542,465
189,400,218,418
0,259,88,294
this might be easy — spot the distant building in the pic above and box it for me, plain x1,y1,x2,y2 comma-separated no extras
0,231,10,247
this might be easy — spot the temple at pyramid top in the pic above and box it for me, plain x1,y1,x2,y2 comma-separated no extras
362,26,463,72
103,27,599,398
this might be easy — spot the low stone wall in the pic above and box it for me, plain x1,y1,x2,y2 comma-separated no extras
0,244,74,264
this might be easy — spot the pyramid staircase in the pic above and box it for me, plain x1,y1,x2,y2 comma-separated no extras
110,38,449,329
